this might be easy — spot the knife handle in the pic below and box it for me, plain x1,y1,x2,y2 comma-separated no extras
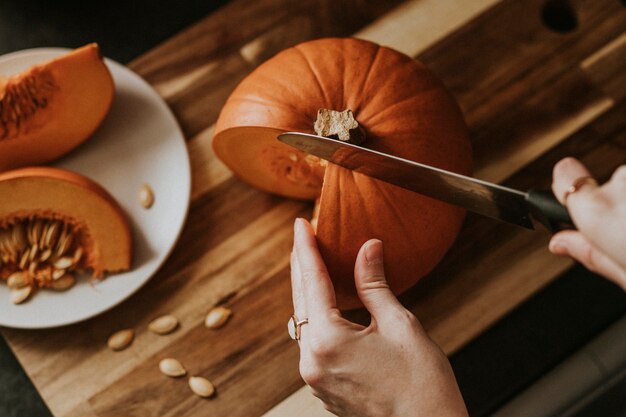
526,189,575,233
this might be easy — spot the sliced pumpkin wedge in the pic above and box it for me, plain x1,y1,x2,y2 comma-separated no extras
0,43,114,170
0,167,132,301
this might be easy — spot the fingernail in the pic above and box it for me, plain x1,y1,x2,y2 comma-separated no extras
365,239,383,265
549,239,566,255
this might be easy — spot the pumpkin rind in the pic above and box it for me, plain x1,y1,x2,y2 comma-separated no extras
0,43,114,171
213,38,472,308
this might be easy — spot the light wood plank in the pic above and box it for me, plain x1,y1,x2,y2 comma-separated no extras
356,0,501,56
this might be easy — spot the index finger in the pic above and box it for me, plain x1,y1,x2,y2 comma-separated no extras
552,157,597,206
293,218,338,320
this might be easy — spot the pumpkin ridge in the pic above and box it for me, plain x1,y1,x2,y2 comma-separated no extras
338,44,347,111
374,182,421,257
363,93,428,127
337,168,349,260
230,95,311,127
368,176,411,232
358,44,383,107
292,45,333,109
353,172,380,240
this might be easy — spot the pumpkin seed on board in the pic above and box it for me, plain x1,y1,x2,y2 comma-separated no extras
188,376,215,398
159,358,186,377
204,307,232,329
107,329,134,351
149,315,179,335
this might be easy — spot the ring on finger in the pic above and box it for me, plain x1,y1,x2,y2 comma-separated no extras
288,314,309,341
563,176,598,205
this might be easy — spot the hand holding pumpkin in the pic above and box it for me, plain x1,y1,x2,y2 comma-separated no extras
550,157,626,290
291,218,468,417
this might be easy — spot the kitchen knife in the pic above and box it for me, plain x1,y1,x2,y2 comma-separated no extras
277,132,573,232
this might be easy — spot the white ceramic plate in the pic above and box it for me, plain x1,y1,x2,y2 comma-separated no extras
0,48,191,328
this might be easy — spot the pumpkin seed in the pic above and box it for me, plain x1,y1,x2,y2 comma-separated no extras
107,329,134,351
56,230,72,257
159,358,186,377
18,250,29,269
10,285,33,304
31,219,43,245
52,268,66,280
39,222,49,248
138,184,155,209
11,224,26,251
7,271,29,288
28,260,38,275
39,248,52,262
1,219,87,304
204,306,232,329
73,246,83,263
44,222,60,248
149,315,179,335
53,256,74,270
188,376,215,398
26,221,35,245
0,229,10,252
50,273,75,291
28,243,38,262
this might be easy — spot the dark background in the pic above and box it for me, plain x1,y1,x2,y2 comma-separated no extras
0,1,624,416
0,0,227,62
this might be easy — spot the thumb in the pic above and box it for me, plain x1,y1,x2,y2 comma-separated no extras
354,239,405,323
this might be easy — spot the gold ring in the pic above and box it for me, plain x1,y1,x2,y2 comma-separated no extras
287,314,309,341
563,176,597,205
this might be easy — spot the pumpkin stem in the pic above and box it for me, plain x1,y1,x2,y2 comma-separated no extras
314,109,366,145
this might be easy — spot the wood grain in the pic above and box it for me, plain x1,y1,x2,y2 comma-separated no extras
2,0,625,416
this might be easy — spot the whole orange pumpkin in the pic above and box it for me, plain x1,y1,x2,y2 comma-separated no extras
213,38,472,309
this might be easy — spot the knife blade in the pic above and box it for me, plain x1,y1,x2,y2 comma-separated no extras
277,132,573,231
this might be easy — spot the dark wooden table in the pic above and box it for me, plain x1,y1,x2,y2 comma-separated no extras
1,1,625,416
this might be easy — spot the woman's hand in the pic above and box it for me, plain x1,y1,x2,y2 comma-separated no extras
291,218,468,417
550,157,626,290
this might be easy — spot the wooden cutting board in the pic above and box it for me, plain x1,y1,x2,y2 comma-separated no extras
2,0,625,416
